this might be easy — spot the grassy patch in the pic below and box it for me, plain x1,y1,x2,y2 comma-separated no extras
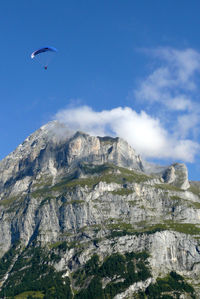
170,195,182,201
155,184,182,192
188,182,200,196
178,199,200,210
79,163,111,175
116,166,151,184
79,224,102,233
51,176,98,191
31,177,53,189
166,222,200,235
170,195,200,210
48,241,65,249
108,222,133,231
0,197,17,207
107,221,138,238
107,220,166,238
106,220,200,238
14,290,44,298
140,221,200,236
189,201,200,209
0,195,25,211
30,187,50,198
128,200,137,206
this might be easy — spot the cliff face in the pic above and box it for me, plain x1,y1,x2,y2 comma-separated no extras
0,121,199,298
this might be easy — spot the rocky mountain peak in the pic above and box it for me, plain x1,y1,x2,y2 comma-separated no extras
0,121,146,199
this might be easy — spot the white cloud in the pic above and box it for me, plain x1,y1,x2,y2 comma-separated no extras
148,48,200,87
167,96,192,111
176,113,200,138
135,48,200,108
156,48,200,86
54,105,199,162
134,47,200,150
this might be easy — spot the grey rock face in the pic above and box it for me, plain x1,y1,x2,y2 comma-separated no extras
94,230,200,277
0,121,199,296
162,163,190,190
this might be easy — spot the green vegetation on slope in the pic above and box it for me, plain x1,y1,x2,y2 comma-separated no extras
0,241,20,280
140,271,195,299
73,252,195,298
189,181,200,196
29,163,151,199
73,251,151,299
0,244,196,299
106,219,200,239
0,246,72,299
14,290,44,298
154,183,182,192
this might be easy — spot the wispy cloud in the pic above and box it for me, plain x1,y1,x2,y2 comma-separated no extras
135,48,200,110
134,47,200,142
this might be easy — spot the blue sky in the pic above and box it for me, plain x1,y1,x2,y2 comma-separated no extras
1,0,200,180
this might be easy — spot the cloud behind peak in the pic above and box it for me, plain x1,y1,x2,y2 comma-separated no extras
54,105,199,162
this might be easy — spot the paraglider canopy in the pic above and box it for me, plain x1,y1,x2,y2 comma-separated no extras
31,46,58,59
31,46,58,69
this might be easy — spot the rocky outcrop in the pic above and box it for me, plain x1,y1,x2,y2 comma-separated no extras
162,163,190,190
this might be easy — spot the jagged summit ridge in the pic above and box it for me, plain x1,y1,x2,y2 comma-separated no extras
0,121,145,199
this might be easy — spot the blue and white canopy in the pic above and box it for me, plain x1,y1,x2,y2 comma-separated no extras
31,46,58,59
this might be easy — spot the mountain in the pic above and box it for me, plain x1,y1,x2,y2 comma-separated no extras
0,121,200,298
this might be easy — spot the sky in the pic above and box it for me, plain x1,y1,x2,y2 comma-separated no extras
1,0,200,180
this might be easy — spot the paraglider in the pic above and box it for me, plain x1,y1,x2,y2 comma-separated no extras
31,46,58,70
